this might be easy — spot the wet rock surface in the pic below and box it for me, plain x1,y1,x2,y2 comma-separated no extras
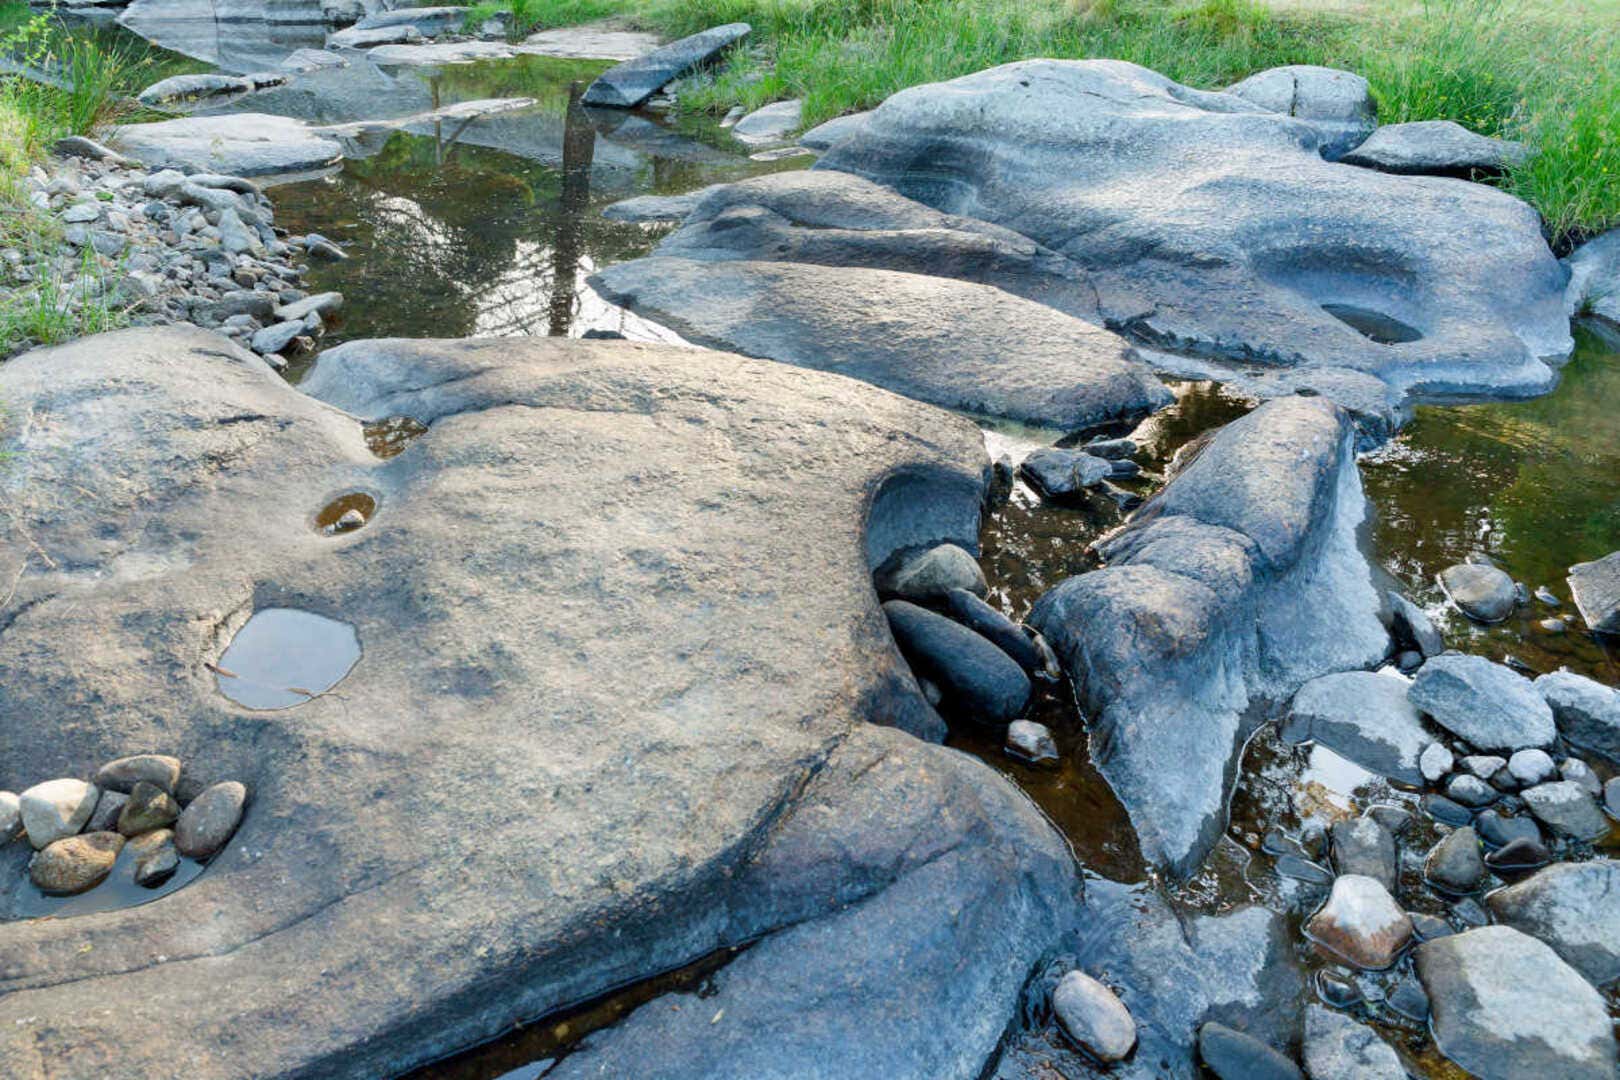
1407,653,1556,750
1437,561,1518,622
1301,1005,1403,1080
1305,874,1412,969
110,113,343,177
0,328,1075,1078
1568,550,1620,635
816,59,1572,418
1029,397,1386,876
1521,779,1608,840
1418,925,1617,1080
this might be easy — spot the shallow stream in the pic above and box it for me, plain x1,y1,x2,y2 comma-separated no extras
19,13,1620,1076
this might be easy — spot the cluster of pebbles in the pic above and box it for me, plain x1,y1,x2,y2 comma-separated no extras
12,138,346,368
0,755,246,897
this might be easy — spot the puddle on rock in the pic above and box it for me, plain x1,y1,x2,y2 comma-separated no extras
1322,303,1424,345
3,841,208,920
365,416,431,458
316,491,377,534
215,608,362,709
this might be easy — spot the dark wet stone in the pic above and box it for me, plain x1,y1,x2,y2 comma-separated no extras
1422,794,1473,827
1283,670,1427,785
1445,774,1497,807
94,754,182,795
1409,912,1453,941
1263,830,1306,858
128,828,180,887
1082,436,1137,460
1437,562,1518,623
1366,805,1412,835
1418,926,1617,1079
942,589,1041,673
1198,1022,1303,1080
1484,836,1551,873
1303,1004,1404,1078
1424,827,1485,894
1536,670,1620,760
173,781,247,858
1474,809,1541,849
1408,653,1556,751
1316,969,1362,1008
582,23,752,108
84,790,127,834
1522,780,1608,840
1388,590,1444,657
1029,397,1385,877
1487,859,1620,984
1451,897,1490,927
1567,550,1620,635
1385,974,1430,1023
117,781,180,837
1330,816,1396,891
1018,447,1112,501
884,600,1031,724
30,832,124,894
1276,854,1335,887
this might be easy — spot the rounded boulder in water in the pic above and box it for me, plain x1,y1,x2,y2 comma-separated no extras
882,600,1029,724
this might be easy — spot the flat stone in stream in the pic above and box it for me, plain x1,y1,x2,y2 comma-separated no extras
1306,874,1412,969
110,114,343,178
1282,670,1428,785
1424,826,1486,893
1407,653,1556,750
1437,561,1518,622
1536,669,1620,759
0,327,1075,1077
1342,119,1529,176
1567,550,1620,635
582,23,751,108
349,5,469,34
136,72,256,106
1017,447,1112,500
731,99,803,145
1302,1005,1404,1080
1486,859,1620,984
1329,815,1396,891
1418,925,1617,1080
816,60,1572,421
1521,779,1608,840
1029,397,1387,876
1198,1022,1302,1080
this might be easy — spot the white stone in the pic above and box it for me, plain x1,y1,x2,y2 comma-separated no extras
1052,970,1136,1062
19,778,100,850
1420,741,1454,783
1508,748,1555,786
1305,874,1413,969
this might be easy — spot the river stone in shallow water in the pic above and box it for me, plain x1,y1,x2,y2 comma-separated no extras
815,59,1572,422
110,113,343,178
1535,669,1620,759
1329,815,1396,891
1565,229,1620,331
874,542,985,602
1029,397,1387,876
1341,120,1528,177
1302,1005,1403,1080
1567,550,1620,635
883,600,1031,723
1305,874,1412,969
1282,670,1427,784
29,832,125,895
1051,970,1136,1062
1437,561,1517,622
0,327,1074,1077
1418,925,1617,1080
1388,590,1444,657
1486,859,1620,984
1407,653,1556,750
1520,779,1608,840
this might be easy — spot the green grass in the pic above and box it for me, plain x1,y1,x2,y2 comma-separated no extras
481,0,1620,241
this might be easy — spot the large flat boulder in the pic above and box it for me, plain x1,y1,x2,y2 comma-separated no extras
582,22,750,108
0,328,1077,1078
1569,549,1620,635
816,60,1572,420
1028,397,1388,876
110,113,342,178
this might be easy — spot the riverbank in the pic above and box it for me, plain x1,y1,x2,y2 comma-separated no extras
491,0,1620,243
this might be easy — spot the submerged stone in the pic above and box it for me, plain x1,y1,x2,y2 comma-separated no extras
1198,1022,1302,1080
1051,970,1135,1062
29,832,125,895
1437,562,1517,622
1283,670,1427,785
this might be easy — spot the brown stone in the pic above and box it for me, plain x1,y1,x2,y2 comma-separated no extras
30,832,125,894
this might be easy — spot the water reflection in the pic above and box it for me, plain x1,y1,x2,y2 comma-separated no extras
214,608,362,709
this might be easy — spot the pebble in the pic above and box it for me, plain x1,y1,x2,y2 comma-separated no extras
85,789,128,833
1385,973,1430,1023
19,779,99,850
29,832,124,894
1534,585,1559,605
1051,970,1136,1062
1005,719,1059,765
1315,968,1361,1007
1437,561,1517,622
1365,805,1412,835
1198,1022,1303,1080
128,828,180,887
1275,853,1334,886
1330,815,1396,891
118,780,181,836
1424,826,1486,893
1560,757,1601,796
1474,808,1541,848
1421,793,1472,827
1507,747,1555,786
1419,741,1453,783
1445,773,1497,807
95,753,182,795
1451,896,1490,926
1460,754,1505,779
1305,874,1413,969
175,781,248,858
1408,912,1453,941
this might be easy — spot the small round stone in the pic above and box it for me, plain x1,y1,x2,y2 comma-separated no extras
30,832,125,894
1052,970,1136,1062
1508,748,1555,786
1424,827,1486,894
94,753,182,795
128,828,180,887
19,778,100,850
175,781,247,858
1446,774,1497,808
1420,742,1454,783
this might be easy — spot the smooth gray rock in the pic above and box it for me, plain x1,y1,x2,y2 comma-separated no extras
1407,653,1556,750
111,114,343,178
1487,859,1620,984
84,790,127,834
1224,64,1376,158
1537,669,1620,758
1052,971,1136,1061
1446,773,1496,807
600,186,722,223
274,291,343,322
0,328,1076,1077
250,320,305,356
1567,550,1620,635
1437,561,1517,622
1565,228,1620,330
942,589,1041,673
1425,827,1486,893
0,791,19,842
582,23,751,108
1342,120,1529,176
1282,670,1428,784
173,780,246,858
1018,447,1112,500
351,5,466,33
29,832,124,895
1305,874,1412,969
279,48,349,73
137,72,252,106
1564,755,1603,795
1030,397,1386,876
1302,1005,1404,1080
1420,740,1453,782
1507,747,1556,785
1418,925,1616,1080
1521,779,1608,840
800,110,870,150
1330,815,1396,891
1387,589,1444,656
883,600,1030,723
128,828,180,887
1199,1022,1302,1080
18,779,98,850
875,543,985,602
731,99,803,145
1475,809,1540,849
817,60,1572,419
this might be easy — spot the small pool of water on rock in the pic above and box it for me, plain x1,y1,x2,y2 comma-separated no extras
365,415,431,458
1322,302,1425,345
3,843,207,920
1363,327,1620,682
215,607,362,709
316,490,377,533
